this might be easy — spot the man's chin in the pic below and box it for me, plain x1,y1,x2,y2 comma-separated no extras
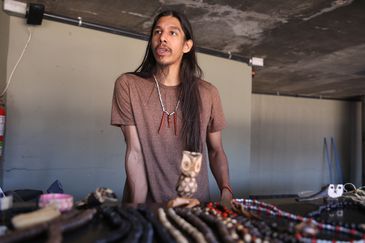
156,59,173,66
154,55,182,67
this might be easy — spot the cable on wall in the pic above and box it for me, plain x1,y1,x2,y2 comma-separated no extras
1,27,32,97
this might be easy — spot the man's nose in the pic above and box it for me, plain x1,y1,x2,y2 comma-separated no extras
159,32,167,43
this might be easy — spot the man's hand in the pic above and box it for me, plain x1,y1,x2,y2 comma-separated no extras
221,187,233,202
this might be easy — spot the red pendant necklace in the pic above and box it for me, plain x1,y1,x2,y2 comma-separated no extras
153,75,180,135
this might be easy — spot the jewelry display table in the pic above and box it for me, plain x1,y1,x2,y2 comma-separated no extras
1,197,365,242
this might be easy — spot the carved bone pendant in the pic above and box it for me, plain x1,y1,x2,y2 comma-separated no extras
176,151,202,198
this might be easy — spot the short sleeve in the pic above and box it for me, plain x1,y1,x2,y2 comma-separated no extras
111,74,135,126
207,85,226,133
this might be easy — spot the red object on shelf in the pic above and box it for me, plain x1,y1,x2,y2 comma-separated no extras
0,106,6,157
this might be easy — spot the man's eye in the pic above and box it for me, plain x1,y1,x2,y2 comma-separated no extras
170,31,177,36
154,30,161,35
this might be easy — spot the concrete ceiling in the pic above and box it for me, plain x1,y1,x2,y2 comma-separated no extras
15,0,365,100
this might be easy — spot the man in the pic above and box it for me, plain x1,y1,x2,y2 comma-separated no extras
111,10,233,203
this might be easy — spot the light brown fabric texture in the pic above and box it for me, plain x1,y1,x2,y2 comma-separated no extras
111,73,226,203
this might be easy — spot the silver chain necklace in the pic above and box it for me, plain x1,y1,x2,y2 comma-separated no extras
153,75,180,135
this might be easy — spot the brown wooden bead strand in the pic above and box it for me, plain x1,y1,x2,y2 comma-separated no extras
158,208,188,243
175,208,219,243
166,208,207,243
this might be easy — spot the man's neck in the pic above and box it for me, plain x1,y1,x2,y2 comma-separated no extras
155,65,181,86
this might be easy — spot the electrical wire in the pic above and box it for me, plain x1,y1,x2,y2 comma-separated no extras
1,27,32,97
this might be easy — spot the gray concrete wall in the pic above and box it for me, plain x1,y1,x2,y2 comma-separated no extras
199,57,251,199
2,15,251,200
250,94,362,196
0,8,9,94
0,8,10,186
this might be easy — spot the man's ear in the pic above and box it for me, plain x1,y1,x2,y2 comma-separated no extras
183,39,193,53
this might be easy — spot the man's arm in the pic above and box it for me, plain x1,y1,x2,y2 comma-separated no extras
207,131,233,201
121,125,148,203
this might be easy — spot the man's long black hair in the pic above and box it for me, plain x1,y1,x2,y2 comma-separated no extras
134,10,203,152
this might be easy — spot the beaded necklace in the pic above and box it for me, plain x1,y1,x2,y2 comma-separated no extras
204,202,291,242
193,207,236,243
153,75,180,135
307,198,365,235
205,202,238,219
234,199,365,242
308,198,365,218
175,208,219,243
157,208,188,243
166,208,207,243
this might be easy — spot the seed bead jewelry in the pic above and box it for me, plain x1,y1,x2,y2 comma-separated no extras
208,202,278,242
298,235,365,243
234,199,365,242
309,198,365,219
307,198,365,236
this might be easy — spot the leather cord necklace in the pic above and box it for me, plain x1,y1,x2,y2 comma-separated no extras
153,75,180,135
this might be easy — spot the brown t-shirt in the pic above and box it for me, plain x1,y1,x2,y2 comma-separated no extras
111,73,226,203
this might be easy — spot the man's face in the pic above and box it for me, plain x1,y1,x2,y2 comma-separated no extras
151,16,193,67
